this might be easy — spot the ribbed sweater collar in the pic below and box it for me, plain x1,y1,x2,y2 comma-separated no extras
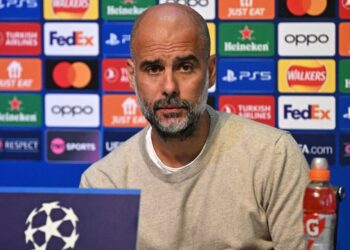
138,106,219,183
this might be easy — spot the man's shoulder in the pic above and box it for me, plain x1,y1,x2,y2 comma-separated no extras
80,128,145,187
215,110,287,142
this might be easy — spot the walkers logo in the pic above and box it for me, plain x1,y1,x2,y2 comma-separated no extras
208,23,216,55
46,59,98,90
278,23,335,56
102,59,132,92
45,94,100,127
278,96,335,130
218,59,275,93
103,131,135,156
219,95,275,126
103,95,147,128
44,0,98,20
44,22,99,56
0,131,41,160
0,23,41,55
102,0,155,20
219,22,274,56
102,23,132,56
279,0,334,18
0,0,40,20
278,60,335,93
0,94,41,126
339,23,350,56
339,60,350,93
292,133,335,165
0,58,41,91
219,0,274,20
47,130,100,163
339,0,350,18
159,0,215,20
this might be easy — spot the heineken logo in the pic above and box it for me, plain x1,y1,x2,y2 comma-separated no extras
102,0,155,20
219,23,274,56
0,94,41,126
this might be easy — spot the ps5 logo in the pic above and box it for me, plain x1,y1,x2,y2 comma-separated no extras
0,0,38,9
222,69,272,82
105,33,130,46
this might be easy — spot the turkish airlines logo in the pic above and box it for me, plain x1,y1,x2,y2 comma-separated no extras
278,96,335,130
45,94,100,127
219,95,275,126
44,23,99,56
102,59,132,92
0,59,41,91
278,23,335,56
0,23,41,55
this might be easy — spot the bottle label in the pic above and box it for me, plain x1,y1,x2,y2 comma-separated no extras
304,213,336,250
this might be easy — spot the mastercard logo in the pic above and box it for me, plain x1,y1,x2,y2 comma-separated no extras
53,61,91,89
287,61,327,92
52,0,90,18
287,0,327,16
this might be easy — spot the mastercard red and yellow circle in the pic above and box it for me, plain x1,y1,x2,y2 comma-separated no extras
287,0,327,16
53,61,91,89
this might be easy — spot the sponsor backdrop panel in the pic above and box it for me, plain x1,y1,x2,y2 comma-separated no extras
0,0,350,249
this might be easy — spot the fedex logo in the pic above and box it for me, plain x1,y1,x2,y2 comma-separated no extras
49,31,93,46
284,105,331,120
44,23,98,56
278,96,335,130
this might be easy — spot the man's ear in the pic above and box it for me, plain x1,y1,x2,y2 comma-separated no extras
127,59,136,90
207,55,216,88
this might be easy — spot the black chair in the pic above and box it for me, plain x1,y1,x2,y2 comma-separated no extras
334,186,345,249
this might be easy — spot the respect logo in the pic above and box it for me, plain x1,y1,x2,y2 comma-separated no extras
278,60,335,93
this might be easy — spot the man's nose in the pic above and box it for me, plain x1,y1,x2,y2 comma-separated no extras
162,70,179,96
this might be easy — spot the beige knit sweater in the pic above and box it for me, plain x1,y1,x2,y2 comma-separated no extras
80,106,309,250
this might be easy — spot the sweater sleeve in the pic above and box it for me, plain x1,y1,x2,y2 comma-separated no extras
263,133,309,250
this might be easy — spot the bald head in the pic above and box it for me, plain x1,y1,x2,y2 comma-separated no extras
130,3,210,59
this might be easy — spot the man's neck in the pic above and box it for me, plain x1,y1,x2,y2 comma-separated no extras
151,111,211,168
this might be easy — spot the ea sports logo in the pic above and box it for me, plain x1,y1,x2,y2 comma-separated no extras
24,201,79,250
53,61,91,89
287,0,327,16
51,137,66,155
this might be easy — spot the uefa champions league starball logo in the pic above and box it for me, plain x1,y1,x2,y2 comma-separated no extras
24,201,80,250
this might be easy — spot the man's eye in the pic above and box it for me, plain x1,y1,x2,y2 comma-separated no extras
146,65,162,74
179,64,193,72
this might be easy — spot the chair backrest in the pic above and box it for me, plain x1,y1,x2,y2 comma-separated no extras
334,186,345,250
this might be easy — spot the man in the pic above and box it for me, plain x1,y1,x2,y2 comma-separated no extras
80,3,308,249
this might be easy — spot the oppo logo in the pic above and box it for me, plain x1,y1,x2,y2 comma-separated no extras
51,105,93,116
165,0,208,7
285,34,329,46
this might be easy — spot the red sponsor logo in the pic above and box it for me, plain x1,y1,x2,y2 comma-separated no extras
52,0,89,15
287,0,327,16
53,61,91,89
219,95,275,126
0,23,41,55
340,0,350,18
287,65,326,91
102,59,132,92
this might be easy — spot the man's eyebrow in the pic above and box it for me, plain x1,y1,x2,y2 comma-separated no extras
175,55,200,64
139,59,162,69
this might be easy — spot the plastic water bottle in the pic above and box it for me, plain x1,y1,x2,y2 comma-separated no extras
303,157,337,250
